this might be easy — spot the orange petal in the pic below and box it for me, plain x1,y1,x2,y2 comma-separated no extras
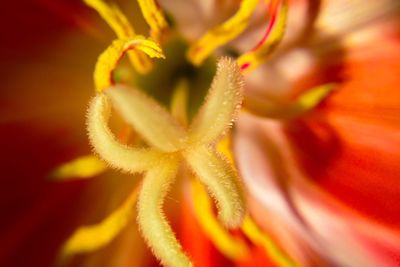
234,112,400,266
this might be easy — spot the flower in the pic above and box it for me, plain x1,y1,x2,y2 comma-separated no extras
4,0,399,267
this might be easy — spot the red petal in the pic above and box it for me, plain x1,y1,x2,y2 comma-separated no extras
286,28,400,227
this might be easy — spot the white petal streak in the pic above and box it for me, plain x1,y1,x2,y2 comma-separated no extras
189,57,243,145
106,85,187,152
87,94,163,173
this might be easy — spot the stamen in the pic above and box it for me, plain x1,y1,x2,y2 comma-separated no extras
50,155,107,180
189,57,244,145
192,180,250,261
84,0,134,38
170,79,189,127
51,122,133,181
238,0,288,73
184,146,245,228
62,187,139,256
245,83,335,119
242,216,299,267
84,0,153,73
293,83,335,114
187,0,259,66
94,37,165,92
137,156,193,267
87,94,164,173
136,0,169,41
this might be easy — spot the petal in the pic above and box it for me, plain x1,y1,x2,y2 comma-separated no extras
106,84,187,152
188,57,243,145
186,0,259,66
50,155,107,180
61,186,139,257
0,122,91,267
315,0,400,37
87,93,164,173
84,0,152,73
184,146,245,228
137,155,193,267
285,26,400,227
234,113,400,266
94,37,165,92
158,0,239,42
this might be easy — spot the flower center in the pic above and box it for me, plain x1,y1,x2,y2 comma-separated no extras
133,37,216,120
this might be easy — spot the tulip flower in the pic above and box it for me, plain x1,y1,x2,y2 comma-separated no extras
2,0,399,267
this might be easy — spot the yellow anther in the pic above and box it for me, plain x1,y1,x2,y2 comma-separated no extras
137,0,169,41
187,0,260,66
170,80,189,127
94,37,165,92
62,187,139,256
238,0,288,73
245,83,335,119
242,216,299,267
50,155,107,180
84,0,134,38
192,180,250,261
84,0,153,73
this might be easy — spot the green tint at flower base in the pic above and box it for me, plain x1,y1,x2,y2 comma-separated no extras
134,38,216,120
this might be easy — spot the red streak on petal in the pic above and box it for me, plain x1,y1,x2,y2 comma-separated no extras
252,3,278,51
240,62,251,71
